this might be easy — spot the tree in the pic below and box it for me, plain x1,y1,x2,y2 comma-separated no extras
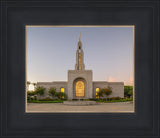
35,86,45,96
103,86,112,96
96,91,104,99
128,90,133,99
100,86,112,99
48,87,57,99
56,92,66,99
124,86,133,98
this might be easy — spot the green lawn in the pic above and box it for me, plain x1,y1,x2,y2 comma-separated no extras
27,100,63,103
96,99,132,103
27,99,132,103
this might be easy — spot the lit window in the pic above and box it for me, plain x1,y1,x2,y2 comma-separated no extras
61,88,65,93
60,88,65,98
96,88,100,98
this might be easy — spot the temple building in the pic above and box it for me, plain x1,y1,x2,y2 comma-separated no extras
37,34,124,99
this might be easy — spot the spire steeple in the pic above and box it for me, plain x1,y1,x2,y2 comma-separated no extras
75,33,85,70
79,33,81,42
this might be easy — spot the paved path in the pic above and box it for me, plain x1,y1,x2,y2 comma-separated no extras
26,102,134,113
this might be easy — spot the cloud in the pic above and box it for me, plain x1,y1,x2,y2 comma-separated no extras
108,77,116,82
129,76,134,85
124,76,134,85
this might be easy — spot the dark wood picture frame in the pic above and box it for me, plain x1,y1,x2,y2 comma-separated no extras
1,0,159,137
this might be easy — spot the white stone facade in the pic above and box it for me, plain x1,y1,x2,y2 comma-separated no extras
37,80,124,100
67,70,93,99
93,81,124,98
36,82,67,100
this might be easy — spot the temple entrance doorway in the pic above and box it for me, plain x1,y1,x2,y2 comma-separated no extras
75,81,85,97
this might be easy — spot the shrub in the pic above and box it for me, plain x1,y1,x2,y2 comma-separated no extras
107,97,121,101
35,86,45,96
72,99,78,101
39,97,53,101
27,91,36,101
56,92,66,99
115,97,121,100
96,91,104,99
89,98,99,101
33,95,37,100
30,97,34,100
27,91,35,96
112,97,121,100
62,98,67,101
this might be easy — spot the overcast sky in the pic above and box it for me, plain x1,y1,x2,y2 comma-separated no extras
27,26,133,86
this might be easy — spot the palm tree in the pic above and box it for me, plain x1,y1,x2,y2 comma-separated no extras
27,81,31,91
32,82,37,91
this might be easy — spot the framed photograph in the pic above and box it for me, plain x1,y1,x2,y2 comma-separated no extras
26,25,135,113
1,0,159,137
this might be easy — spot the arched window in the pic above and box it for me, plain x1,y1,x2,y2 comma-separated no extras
96,88,100,98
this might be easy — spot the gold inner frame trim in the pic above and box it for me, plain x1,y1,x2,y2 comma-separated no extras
25,25,135,113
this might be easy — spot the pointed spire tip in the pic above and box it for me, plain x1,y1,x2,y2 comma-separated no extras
79,33,81,42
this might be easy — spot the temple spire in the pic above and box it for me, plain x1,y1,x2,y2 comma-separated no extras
79,33,81,42
75,33,85,70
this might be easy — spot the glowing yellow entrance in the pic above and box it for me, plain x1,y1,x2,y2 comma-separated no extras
75,81,85,97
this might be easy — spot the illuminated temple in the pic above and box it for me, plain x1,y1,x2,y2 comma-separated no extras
37,34,124,100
